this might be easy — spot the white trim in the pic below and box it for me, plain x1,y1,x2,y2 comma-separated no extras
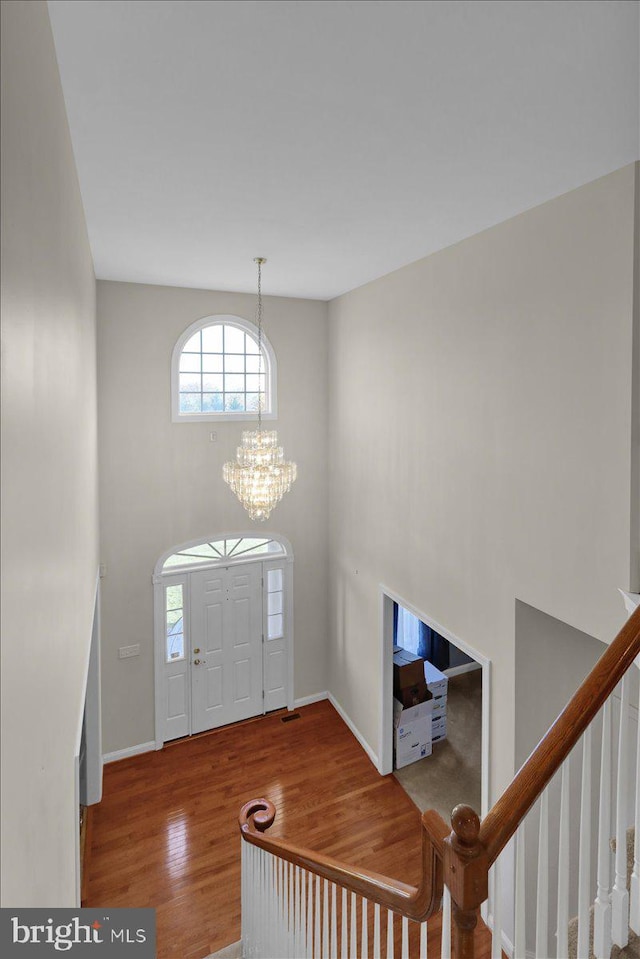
74,570,102,907
171,313,278,423
378,585,491,819
153,531,294,582
444,661,483,679
74,753,80,907
328,692,379,769
294,691,328,708
104,741,157,764
619,588,640,616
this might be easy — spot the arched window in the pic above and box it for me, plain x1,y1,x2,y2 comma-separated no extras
161,536,285,571
171,314,277,421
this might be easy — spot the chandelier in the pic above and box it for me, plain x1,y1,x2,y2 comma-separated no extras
223,258,297,521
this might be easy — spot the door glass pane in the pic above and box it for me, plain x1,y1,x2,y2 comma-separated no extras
167,633,184,661
268,614,283,640
268,568,283,591
268,591,283,616
166,584,185,662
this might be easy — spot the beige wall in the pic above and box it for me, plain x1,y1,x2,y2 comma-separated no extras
97,280,328,753
0,0,99,905
328,165,638,801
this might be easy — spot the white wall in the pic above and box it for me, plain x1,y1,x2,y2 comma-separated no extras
328,164,638,803
0,0,99,906
97,280,328,753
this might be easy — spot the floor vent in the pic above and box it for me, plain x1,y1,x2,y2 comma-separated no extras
281,713,301,723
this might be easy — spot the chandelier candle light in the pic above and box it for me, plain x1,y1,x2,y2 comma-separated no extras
223,258,297,521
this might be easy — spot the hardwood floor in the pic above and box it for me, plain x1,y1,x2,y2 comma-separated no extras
84,701,491,958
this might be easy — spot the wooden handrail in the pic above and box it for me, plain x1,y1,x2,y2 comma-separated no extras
479,604,640,865
238,605,640,958
239,798,450,922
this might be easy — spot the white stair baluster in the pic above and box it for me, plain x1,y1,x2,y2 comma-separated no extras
386,910,394,959
536,789,550,958
419,920,427,959
578,727,593,959
289,860,296,957
361,898,368,959
295,866,301,959
315,875,322,959
341,888,348,959
283,858,289,959
300,870,308,959
323,879,329,959
441,886,451,959
515,823,526,958
557,760,571,959
307,869,314,959
373,903,381,959
491,859,501,959
331,883,338,959
613,675,631,948
401,916,408,959
350,892,357,959
594,699,613,959
630,665,640,936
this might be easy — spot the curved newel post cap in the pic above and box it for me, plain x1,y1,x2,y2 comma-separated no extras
451,804,481,849
239,798,276,835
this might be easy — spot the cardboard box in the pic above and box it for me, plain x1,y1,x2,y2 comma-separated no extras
424,660,448,698
395,681,430,708
393,697,433,768
393,696,433,726
393,649,427,691
431,697,447,721
394,718,432,767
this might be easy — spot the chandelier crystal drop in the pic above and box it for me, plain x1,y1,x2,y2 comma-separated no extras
223,259,297,521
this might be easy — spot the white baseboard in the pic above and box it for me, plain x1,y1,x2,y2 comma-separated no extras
294,691,328,708
444,661,482,678
327,692,379,769
103,741,156,764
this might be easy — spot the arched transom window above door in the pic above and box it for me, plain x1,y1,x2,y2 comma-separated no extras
161,536,285,572
171,314,277,422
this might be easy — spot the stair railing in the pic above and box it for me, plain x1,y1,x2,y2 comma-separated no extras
239,605,640,958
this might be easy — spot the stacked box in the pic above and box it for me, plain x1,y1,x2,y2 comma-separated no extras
393,649,431,707
393,697,433,768
424,660,448,743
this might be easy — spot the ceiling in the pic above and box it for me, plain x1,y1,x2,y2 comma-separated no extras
48,0,639,301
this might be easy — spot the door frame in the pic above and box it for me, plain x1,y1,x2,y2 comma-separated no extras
153,532,294,749
379,585,491,819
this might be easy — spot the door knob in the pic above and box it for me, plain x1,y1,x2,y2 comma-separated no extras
194,658,205,666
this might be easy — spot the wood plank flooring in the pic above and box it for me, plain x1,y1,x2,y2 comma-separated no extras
84,701,491,958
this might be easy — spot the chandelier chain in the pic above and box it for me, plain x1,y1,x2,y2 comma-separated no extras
256,258,263,431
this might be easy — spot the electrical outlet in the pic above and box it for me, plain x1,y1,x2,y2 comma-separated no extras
118,644,140,659
210,431,217,442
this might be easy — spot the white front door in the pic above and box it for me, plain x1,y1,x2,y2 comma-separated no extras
189,563,263,734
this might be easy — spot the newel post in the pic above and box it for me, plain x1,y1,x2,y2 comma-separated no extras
443,804,489,959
